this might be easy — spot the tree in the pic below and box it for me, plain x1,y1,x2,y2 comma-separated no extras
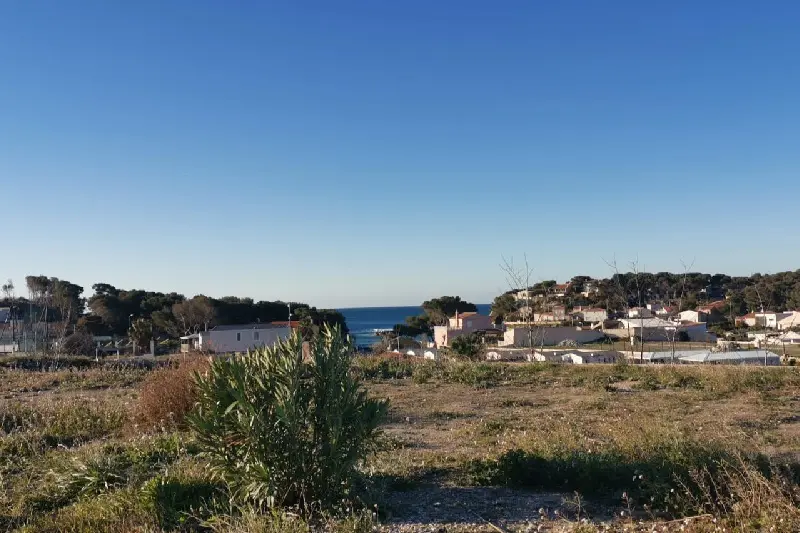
128,318,154,353
26,275,53,324
76,315,109,336
293,307,349,340
172,296,216,335
405,314,432,335
61,332,95,356
421,296,477,326
1,279,16,341
50,279,84,340
490,292,518,323
1,279,13,302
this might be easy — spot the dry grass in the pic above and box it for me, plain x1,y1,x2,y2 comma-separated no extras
1,357,798,531
134,354,210,430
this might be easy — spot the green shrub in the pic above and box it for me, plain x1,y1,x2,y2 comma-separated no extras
352,353,417,380
188,327,388,513
449,333,482,360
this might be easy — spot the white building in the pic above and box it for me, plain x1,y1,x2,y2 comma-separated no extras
777,311,800,331
628,307,653,318
770,331,800,345
755,312,791,329
180,323,291,353
513,289,535,301
573,307,607,323
678,310,709,323
616,318,714,343
500,326,605,347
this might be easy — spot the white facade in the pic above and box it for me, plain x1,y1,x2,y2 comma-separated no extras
615,318,714,343
575,308,607,323
777,311,800,331
628,307,653,318
679,310,706,323
513,289,535,301
500,326,605,347
183,324,291,353
756,312,791,329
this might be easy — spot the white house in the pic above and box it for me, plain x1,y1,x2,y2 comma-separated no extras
513,289,535,301
500,326,605,347
628,307,653,318
679,310,707,323
655,306,678,318
755,312,791,329
777,311,800,331
616,318,714,343
180,323,291,353
573,307,607,323
771,331,800,345
737,313,758,327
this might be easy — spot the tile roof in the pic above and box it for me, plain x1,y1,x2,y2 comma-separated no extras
211,323,289,331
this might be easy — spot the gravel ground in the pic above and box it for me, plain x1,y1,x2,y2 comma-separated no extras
377,486,577,532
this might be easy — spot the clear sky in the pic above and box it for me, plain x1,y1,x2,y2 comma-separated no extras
2,1,799,308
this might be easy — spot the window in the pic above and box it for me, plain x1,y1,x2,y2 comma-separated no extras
254,331,260,341
236,332,241,342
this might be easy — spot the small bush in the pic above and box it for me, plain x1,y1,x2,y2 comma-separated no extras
449,333,483,360
61,333,95,356
135,355,210,430
353,353,418,380
188,327,388,513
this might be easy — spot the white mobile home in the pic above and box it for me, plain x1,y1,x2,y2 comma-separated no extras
181,323,291,354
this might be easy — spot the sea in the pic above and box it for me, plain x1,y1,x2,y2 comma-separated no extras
338,304,491,348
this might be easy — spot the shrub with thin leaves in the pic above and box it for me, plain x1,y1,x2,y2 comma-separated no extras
187,326,388,513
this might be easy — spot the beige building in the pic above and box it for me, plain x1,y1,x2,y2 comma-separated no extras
434,312,495,347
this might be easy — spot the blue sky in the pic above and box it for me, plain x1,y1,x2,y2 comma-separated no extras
2,1,799,308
